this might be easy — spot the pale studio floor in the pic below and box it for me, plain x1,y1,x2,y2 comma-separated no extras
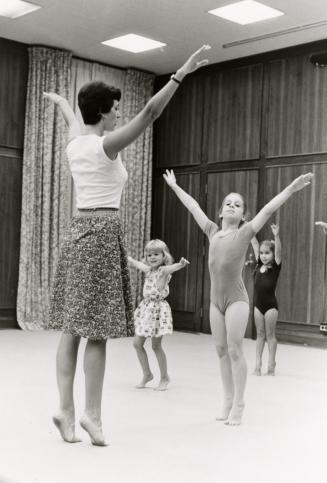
0,329,326,483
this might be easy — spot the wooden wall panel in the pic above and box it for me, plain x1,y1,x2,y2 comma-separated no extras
203,64,263,164
0,38,28,148
202,169,259,334
152,172,203,331
154,75,205,167
267,55,327,157
263,163,327,324
0,155,22,310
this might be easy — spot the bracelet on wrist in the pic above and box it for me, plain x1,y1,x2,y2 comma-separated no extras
170,74,182,85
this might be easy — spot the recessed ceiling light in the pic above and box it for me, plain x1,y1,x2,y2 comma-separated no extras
208,1,284,25
102,34,166,53
0,0,41,18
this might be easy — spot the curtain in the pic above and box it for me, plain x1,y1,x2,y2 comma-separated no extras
120,69,154,306
17,47,72,330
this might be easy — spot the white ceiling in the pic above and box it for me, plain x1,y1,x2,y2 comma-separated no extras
1,0,327,74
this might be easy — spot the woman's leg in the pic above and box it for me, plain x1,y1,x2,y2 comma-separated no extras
133,335,153,388
225,301,249,425
264,309,278,375
254,307,266,375
53,333,81,443
210,303,234,421
152,336,169,391
79,339,108,446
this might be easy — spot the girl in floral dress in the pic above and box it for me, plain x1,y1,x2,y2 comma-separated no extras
128,240,189,391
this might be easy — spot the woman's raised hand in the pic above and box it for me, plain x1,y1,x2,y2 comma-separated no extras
43,92,65,104
289,173,314,192
163,169,177,188
315,221,327,235
179,45,211,76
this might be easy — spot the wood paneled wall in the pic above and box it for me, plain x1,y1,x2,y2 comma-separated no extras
153,39,327,346
0,37,28,328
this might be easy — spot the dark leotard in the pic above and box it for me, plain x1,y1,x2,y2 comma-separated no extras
253,261,281,315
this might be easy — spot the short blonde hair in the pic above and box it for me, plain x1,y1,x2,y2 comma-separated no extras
143,239,174,266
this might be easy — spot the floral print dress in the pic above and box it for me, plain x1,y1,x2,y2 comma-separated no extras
134,268,173,338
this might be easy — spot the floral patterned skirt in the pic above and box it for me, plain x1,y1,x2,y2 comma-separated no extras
134,297,173,338
48,210,134,340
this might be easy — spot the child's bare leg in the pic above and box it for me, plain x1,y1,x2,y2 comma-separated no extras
210,303,234,421
254,308,266,375
265,309,278,375
224,302,249,425
79,338,108,446
53,333,81,443
133,336,153,388
152,336,170,390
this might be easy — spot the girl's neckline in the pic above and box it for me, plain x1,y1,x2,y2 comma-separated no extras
216,229,238,238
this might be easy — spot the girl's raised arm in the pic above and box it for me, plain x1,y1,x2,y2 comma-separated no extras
43,92,81,142
160,257,190,276
128,256,150,273
250,173,313,235
103,45,211,159
271,224,281,265
163,169,210,232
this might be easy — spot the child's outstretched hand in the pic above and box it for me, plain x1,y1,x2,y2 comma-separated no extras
315,221,327,235
179,257,190,267
43,92,65,104
163,169,177,188
271,224,279,236
289,173,314,192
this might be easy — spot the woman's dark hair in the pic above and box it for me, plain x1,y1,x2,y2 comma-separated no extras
78,81,121,125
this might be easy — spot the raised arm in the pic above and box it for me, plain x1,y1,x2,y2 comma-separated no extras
271,224,281,265
251,237,259,261
315,221,327,235
251,173,314,234
128,256,150,273
160,257,190,276
103,45,211,159
43,92,81,142
163,169,210,232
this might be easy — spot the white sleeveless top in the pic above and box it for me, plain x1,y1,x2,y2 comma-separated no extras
66,134,128,209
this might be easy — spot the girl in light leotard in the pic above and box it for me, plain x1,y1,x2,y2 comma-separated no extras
164,169,313,425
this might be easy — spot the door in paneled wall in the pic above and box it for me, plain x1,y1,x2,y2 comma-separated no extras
202,169,259,337
154,74,205,168
262,163,327,325
152,172,204,331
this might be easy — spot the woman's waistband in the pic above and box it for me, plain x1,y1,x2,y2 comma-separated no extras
76,207,119,217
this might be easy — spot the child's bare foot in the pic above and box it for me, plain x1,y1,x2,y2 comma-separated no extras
79,414,108,446
224,402,245,426
52,412,81,443
266,366,276,376
154,376,170,391
136,373,154,388
216,400,233,421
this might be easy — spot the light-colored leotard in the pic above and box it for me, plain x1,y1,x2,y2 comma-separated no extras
204,221,255,314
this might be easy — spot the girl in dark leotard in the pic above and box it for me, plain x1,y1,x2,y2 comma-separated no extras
252,224,281,376
164,170,313,425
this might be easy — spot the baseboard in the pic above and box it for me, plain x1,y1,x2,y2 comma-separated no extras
276,321,327,348
0,308,19,329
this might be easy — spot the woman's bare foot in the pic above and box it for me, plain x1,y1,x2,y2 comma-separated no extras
136,373,154,388
224,402,245,426
253,367,261,376
216,399,233,421
52,412,81,443
79,414,108,446
266,365,276,376
154,376,170,391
